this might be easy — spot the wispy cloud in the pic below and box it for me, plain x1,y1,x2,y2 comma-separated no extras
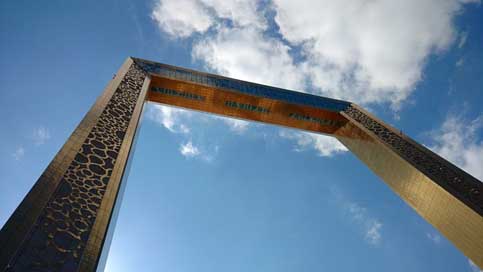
179,140,219,162
214,116,250,134
458,31,468,48
12,146,25,161
147,104,191,134
279,129,347,157
11,126,51,161
468,259,482,272
331,187,384,246
456,58,465,67
147,104,227,162
200,145,219,163
32,126,51,145
426,232,442,244
365,220,383,245
429,114,483,180
179,141,201,158
346,202,383,245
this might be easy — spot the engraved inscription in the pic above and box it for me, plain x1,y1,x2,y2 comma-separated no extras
151,86,205,101
288,112,343,127
135,59,350,112
224,100,270,114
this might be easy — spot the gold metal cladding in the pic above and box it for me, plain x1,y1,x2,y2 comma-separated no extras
0,58,148,271
335,118,483,267
0,57,482,271
0,57,136,270
79,72,151,271
146,73,483,268
148,76,347,135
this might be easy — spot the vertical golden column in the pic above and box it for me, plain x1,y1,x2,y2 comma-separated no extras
336,105,483,268
1,57,481,270
0,58,150,271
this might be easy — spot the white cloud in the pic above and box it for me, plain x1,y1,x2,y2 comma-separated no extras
179,141,219,162
151,0,264,38
200,144,220,163
151,0,478,156
468,259,482,272
346,202,383,245
201,0,265,29
147,103,251,134
214,116,250,133
151,0,213,38
459,31,468,48
32,126,51,145
151,0,478,106
279,129,348,157
193,26,305,90
146,104,221,161
146,104,191,134
179,141,201,158
273,0,479,108
456,58,465,67
12,126,50,160
426,232,442,244
331,188,384,245
429,114,483,180
365,221,383,245
12,146,25,161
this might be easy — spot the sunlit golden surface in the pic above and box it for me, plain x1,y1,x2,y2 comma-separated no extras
148,73,483,267
1,57,481,270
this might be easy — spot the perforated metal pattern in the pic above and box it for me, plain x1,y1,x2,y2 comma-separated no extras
343,105,483,216
4,64,146,271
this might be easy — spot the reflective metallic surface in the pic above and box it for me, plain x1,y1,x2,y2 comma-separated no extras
147,76,347,136
137,58,350,112
0,57,481,271
335,112,483,267
0,59,149,271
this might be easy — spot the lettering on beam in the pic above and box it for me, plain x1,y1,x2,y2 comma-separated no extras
151,86,206,101
288,112,343,127
224,100,270,114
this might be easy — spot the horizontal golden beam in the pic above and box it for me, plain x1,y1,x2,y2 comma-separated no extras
147,71,483,268
1,57,481,270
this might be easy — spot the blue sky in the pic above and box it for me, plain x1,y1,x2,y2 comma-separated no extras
1,0,483,271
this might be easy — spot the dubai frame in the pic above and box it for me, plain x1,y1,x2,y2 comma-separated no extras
0,57,482,271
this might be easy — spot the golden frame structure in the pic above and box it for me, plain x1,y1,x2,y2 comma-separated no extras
1,57,482,271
